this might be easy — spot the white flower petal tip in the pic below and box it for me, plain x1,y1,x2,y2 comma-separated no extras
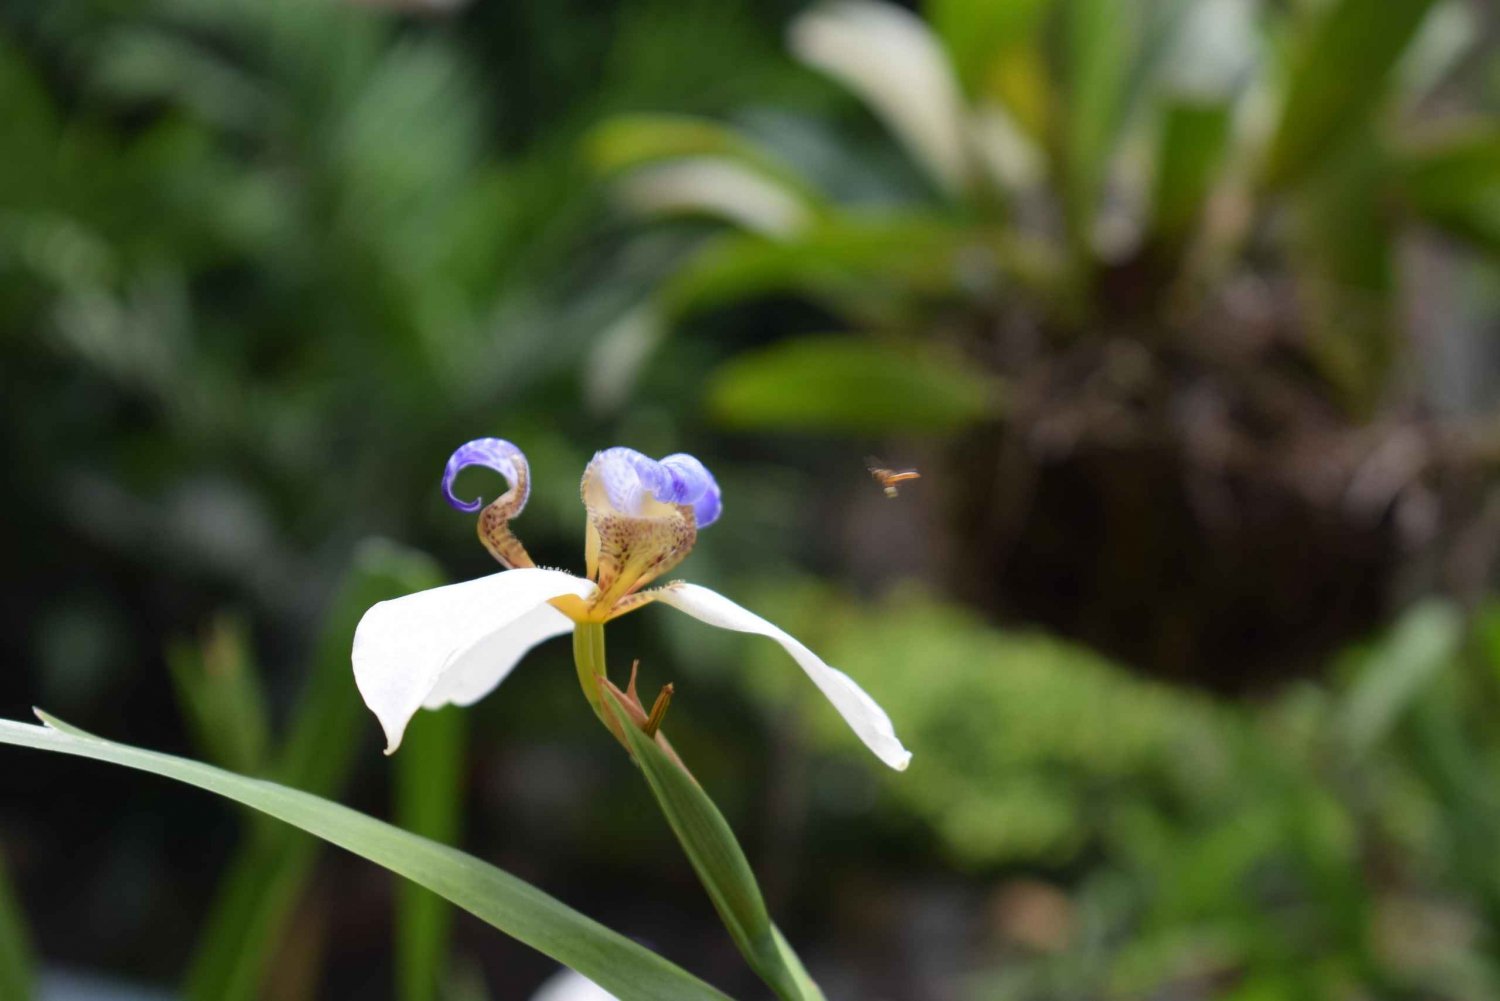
529,968,619,1001
352,568,596,754
654,583,913,771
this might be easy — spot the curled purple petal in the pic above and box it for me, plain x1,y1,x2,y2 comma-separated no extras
442,438,529,514
589,447,655,515
659,453,722,527
689,479,722,527
584,447,721,527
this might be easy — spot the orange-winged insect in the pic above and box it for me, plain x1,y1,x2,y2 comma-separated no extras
866,457,921,498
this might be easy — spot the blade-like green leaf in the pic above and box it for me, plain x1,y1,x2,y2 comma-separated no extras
603,691,822,1001
167,613,271,776
707,334,1001,434
588,114,819,202
1291,130,1399,410
1400,126,1500,254
184,540,448,1001
1149,99,1232,250
928,0,1053,107
790,1,972,197
0,714,733,1001
0,849,33,1001
395,706,467,1001
1341,601,1462,755
1059,0,1134,249
661,221,1063,328
1263,0,1439,189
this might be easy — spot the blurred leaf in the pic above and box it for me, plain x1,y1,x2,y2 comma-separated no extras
588,114,818,201
0,38,58,203
395,707,467,1001
1059,0,1135,247
1340,600,1462,756
184,541,446,1001
734,581,1224,868
1293,131,1399,409
927,0,1052,115
662,219,1059,323
1263,0,1439,189
1149,100,1232,248
0,714,733,1001
0,849,33,1001
612,160,816,237
1400,125,1500,253
790,0,973,196
604,690,822,1001
707,335,1000,433
168,613,271,776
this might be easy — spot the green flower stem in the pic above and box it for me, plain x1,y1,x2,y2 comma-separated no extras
603,689,824,1000
573,633,823,999
573,622,607,714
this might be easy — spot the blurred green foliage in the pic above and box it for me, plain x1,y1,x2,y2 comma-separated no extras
593,0,1499,419
727,583,1500,999
1,0,1498,999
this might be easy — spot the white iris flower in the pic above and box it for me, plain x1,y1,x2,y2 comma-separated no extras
352,438,910,771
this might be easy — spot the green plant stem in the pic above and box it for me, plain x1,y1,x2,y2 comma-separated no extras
574,622,607,713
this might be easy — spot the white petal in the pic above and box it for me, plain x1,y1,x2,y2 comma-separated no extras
530,968,618,1001
352,568,594,754
655,583,912,770
421,601,574,710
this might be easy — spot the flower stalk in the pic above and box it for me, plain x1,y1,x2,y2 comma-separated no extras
571,621,608,714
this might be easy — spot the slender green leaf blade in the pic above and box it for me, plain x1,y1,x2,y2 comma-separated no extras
1059,0,1134,247
0,716,732,1001
185,540,448,1001
396,706,467,1001
1263,0,1439,188
0,848,33,1001
928,0,1052,102
588,114,818,202
1400,126,1500,254
707,335,1000,434
1149,99,1232,248
660,221,1062,326
604,691,822,1001
167,613,270,776
1341,601,1463,755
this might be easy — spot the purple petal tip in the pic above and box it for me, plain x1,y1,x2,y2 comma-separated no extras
588,447,722,527
442,438,528,514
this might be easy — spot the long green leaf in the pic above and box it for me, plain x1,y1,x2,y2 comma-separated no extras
587,114,819,202
1340,601,1462,755
928,0,1053,103
1262,0,1438,189
184,540,447,1001
395,706,467,1001
1149,99,1232,250
0,848,33,1001
604,691,822,1001
0,714,732,1001
1059,0,1133,250
167,613,271,777
1399,126,1500,254
660,221,1063,325
707,334,1001,434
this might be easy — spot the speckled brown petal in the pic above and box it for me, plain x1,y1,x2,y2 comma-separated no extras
477,461,535,569
589,504,696,611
